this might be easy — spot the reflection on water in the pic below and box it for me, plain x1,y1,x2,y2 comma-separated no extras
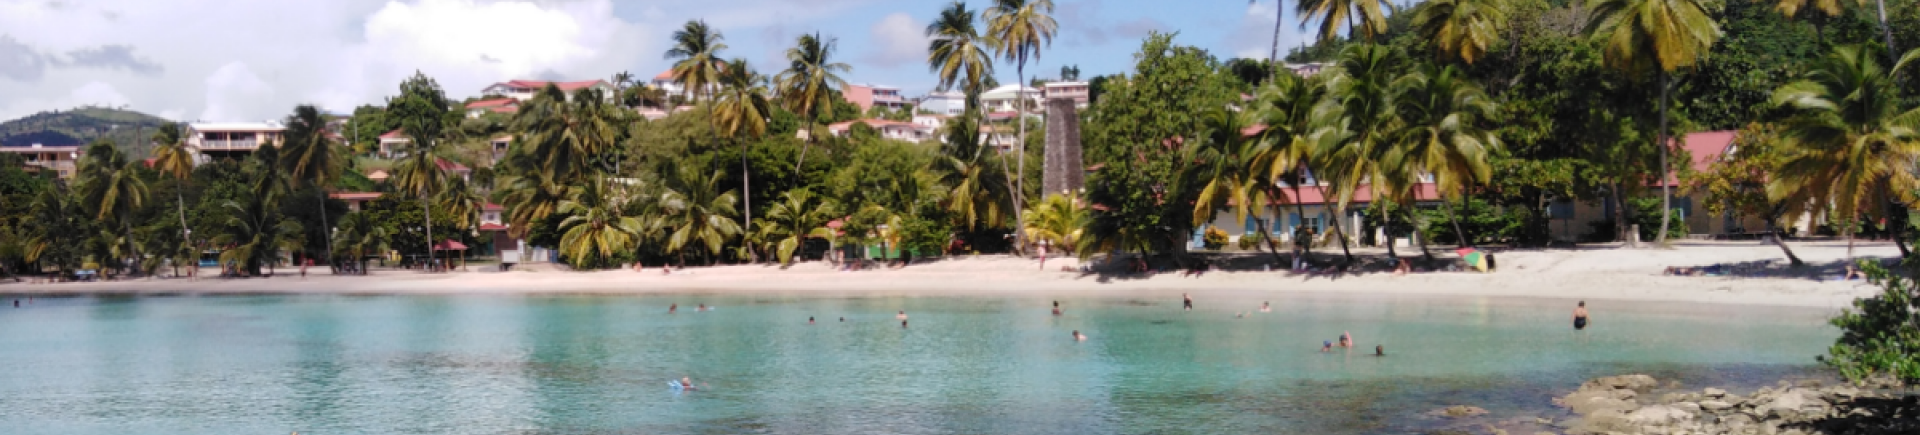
0,293,1836,435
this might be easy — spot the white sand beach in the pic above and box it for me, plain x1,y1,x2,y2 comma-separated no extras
0,240,1900,309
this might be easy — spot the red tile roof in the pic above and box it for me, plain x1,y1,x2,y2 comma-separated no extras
653,70,675,81
483,202,504,211
465,98,517,109
479,223,510,231
1655,130,1738,187
435,158,470,172
329,192,383,200
379,129,407,140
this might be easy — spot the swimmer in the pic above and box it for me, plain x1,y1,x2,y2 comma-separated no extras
1375,345,1385,356
680,377,696,390
901,319,908,328
896,311,908,320
1052,300,1062,316
1573,301,1589,330
1073,330,1087,341
839,317,845,322
1182,293,1193,311
697,303,707,312
1260,301,1271,313
809,317,815,324
1321,341,1333,352
1339,331,1353,348
669,303,677,314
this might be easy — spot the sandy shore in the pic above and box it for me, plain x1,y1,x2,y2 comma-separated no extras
0,240,1900,309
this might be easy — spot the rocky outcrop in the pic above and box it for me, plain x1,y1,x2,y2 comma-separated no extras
1556,374,1918,435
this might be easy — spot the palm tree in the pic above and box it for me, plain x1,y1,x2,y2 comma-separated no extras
1586,0,1722,245
1768,45,1920,259
213,199,303,276
666,20,727,104
928,0,998,155
1412,0,1510,64
331,211,391,275
612,70,635,106
1297,0,1393,43
1188,106,1288,263
557,179,645,267
280,105,341,267
775,32,852,173
985,0,1056,255
661,165,743,266
1318,44,1403,262
511,84,618,185
1385,63,1499,247
1245,72,1339,258
713,58,773,239
150,123,197,273
496,173,570,239
437,176,485,232
934,146,1014,232
392,146,446,268
761,189,841,265
1022,193,1087,269
75,140,148,276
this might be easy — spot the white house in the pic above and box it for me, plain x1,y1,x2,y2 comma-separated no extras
465,98,519,118
479,79,616,102
1042,81,1091,108
918,90,967,116
186,122,285,163
378,130,411,158
980,84,1042,113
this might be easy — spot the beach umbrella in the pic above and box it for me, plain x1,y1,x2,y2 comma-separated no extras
1455,247,1489,273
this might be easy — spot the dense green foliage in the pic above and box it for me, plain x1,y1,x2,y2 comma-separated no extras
1823,260,1920,385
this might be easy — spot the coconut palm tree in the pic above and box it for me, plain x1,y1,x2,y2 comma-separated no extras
1586,0,1722,245
761,189,841,266
1767,45,1920,259
213,199,303,277
495,173,569,239
1318,43,1403,262
392,146,446,268
984,0,1056,255
280,105,341,266
1245,72,1340,258
1297,0,1393,43
557,179,645,267
331,211,391,275
1188,105,1288,263
150,123,196,270
612,70,635,105
1412,0,1510,65
713,58,772,234
934,145,1014,232
775,32,852,173
927,1,998,155
437,176,485,232
1384,63,1499,247
1022,193,1087,267
511,84,618,185
666,20,727,104
75,140,148,276
661,165,743,266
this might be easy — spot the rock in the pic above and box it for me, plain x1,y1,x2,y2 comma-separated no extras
1704,388,1728,398
1630,404,1697,426
1536,417,1553,425
1660,393,1689,404
1431,405,1491,418
1793,379,1822,389
1573,409,1637,434
1760,388,1829,418
1582,374,1661,392
1673,401,1702,414
1562,392,1638,416
1534,432,1558,435
1700,400,1734,412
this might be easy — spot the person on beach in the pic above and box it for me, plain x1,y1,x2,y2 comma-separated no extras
1183,293,1193,311
1339,331,1353,348
669,303,677,314
1394,258,1411,276
1073,330,1087,341
839,317,845,322
1844,264,1865,281
896,311,908,320
1573,301,1589,330
1260,302,1271,313
300,258,310,279
1052,301,1062,316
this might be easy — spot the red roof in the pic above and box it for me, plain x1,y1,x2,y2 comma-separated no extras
1656,130,1738,187
142,157,156,168
478,223,509,231
379,129,407,140
483,202,504,211
329,192,383,200
653,70,675,81
432,240,468,251
465,98,517,109
493,79,610,92
435,158,470,172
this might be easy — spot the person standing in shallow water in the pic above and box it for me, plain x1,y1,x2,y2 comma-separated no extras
1052,301,1062,316
1573,301,1589,330
1182,293,1193,311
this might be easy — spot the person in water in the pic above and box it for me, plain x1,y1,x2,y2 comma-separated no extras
1321,341,1333,352
1573,301,1589,330
1052,301,1062,316
901,319,908,328
1339,331,1353,348
697,304,707,312
809,317,815,324
896,311,908,320
1073,330,1087,341
1375,345,1385,356
839,317,845,322
1259,301,1271,313
680,377,696,390
1182,293,1193,311
668,303,677,314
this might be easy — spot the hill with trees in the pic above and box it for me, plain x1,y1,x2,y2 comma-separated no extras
0,106,174,157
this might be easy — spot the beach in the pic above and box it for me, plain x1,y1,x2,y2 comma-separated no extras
1,240,1897,309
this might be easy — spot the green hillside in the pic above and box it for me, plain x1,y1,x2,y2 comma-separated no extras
0,106,175,158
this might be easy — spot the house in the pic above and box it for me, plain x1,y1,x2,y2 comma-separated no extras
911,114,947,132
919,90,966,116
329,192,383,212
845,84,909,112
378,129,411,158
1286,62,1328,77
186,122,285,163
649,70,685,98
479,79,616,103
437,158,472,183
826,119,934,142
1552,130,1765,241
464,98,519,118
1198,178,1444,249
1042,81,1091,109
489,135,513,161
980,84,1042,113
0,143,82,179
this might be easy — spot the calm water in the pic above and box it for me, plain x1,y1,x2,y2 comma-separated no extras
0,292,1837,435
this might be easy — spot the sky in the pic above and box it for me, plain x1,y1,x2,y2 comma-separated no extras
0,0,1322,123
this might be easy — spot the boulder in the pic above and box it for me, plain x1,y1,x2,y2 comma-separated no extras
1562,392,1638,416
1582,374,1661,392
1630,404,1697,426
1431,405,1491,418
1704,388,1728,398
1700,400,1735,412
1760,388,1829,419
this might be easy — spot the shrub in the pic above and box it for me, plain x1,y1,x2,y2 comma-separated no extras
1237,233,1262,250
1821,260,1920,386
1202,226,1228,250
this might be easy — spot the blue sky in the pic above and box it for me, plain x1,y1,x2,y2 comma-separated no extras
0,0,1321,121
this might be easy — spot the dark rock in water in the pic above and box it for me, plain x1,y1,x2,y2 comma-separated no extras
1428,405,1490,418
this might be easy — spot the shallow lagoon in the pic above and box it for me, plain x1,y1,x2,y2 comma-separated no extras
0,293,1836,434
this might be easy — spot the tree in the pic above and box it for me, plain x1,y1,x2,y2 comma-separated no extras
1685,123,1806,265
661,165,743,265
557,179,645,267
437,176,485,232
331,211,391,274
388,72,454,270
612,70,635,106
985,0,1057,255
1297,0,1393,42
1412,0,1511,64
1586,0,1723,245
75,140,147,276
1768,0,1853,44
213,198,303,276
1821,260,1920,385
150,122,196,273
1767,45,1920,259
714,58,773,240
1245,71,1338,258
1188,105,1287,263
280,105,341,265
1023,192,1087,268
511,85,618,185
1385,63,1499,247
761,189,840,265
1318,43,1402,262
775,33,852,174
666,20,727,103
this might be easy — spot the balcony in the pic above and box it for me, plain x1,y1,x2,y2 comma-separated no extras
198,139,261,150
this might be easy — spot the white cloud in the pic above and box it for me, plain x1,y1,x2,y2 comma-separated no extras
0,0,661,122
862,12,928,69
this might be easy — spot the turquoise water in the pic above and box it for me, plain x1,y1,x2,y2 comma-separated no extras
0,293,1836,434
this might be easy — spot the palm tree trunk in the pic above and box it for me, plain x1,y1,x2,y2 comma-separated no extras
122,219,140,277
1291,169,1313,256
1614,183,1634,247
1887,197,1911,258
1256,216,1283,265
1874,0,1897,65
1384,206,1398,257
1013,61,1029,256
1442,194,1470,248
1655,71,1673,245
1412,208,1434,260
317,188,333,273
794,116,816,174
175,190,190,278
741,138,754,262
1268,0,1284,82
1765,205,1804,267
1314,183,1355,264
423,192,436,273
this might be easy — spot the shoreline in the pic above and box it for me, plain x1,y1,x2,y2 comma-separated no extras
0,240,1896,309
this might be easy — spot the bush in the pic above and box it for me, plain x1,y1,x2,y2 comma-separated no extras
1418,197,1538,246
1203,226,1228,250
1821,260,1920,386
1237,233,1262,250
